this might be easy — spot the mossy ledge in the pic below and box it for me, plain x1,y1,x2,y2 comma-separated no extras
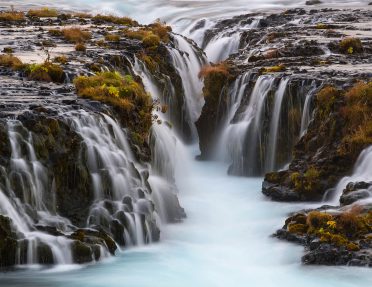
74,71,153,159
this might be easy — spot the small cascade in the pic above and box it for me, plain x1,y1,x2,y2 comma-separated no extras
132,53,189,222
265,78,290,172
331,146,372,204
186,18,260,63
167,34,206,139
300,81,319,135
64,110,161,245
216,74,321,176
0,120,74,266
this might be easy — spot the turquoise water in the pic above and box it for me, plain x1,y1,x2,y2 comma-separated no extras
1,152,371,287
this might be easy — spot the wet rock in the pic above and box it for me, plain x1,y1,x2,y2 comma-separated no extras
340,182,371,206
69,228,117,255
0,215,18,267
276,205,372,267
71,240,97,264
306,0,322,5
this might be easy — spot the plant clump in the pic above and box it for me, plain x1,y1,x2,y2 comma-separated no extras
105,34,121,42
285,207,372,251
0,11,25,22
316,85,341,118
24,62,65,83
73,71,152,143
340,81,372,155
122,21,172,48
53,55,68,65
339,37,363,54
27,8,58,18
0,54,23,70
75,43,87,52
198,63,230,80
262,64,286,74
93,14,138,26
62,27,92,43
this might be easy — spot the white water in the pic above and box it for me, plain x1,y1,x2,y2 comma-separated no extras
1,149,372,286
331,146,372,205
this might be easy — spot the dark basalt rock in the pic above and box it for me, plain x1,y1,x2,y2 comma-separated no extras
340,182,372,206
275,205,372,267
0,215,18,267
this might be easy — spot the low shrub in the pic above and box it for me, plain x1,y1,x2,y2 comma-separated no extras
0,54,23,70
93,14,137,26
25,62,65,83
27,8,58,18
339,37,363,54
62,27,92,43
0,11,25,22
75,43,87,52
198,63,230,79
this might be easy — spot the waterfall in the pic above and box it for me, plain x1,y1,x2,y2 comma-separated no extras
265,78,290,172
216,74,321,176
64,110,161,245
331,146,372,204
300,81,319,135
167,34,206,139
0,121,74,265
186,18,260,63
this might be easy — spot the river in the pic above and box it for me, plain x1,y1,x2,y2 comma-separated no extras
1,147,371,286
0,0,372,286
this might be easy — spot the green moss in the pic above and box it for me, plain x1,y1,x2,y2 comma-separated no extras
306,211,333,229
262,64,286,74
74,71,152,141
25,62,65,83
142,34,161,48
3,47,14,53
53,55,68,65
339,81,372,156
316,23,329,29
288,223,308,234
339,37,363,54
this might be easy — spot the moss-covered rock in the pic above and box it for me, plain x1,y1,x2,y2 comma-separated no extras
263,81,372,201
196,63,232,159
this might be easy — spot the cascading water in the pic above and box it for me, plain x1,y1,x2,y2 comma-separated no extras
167,34,206,139
331,146,372,204
64,110,161,246
216,74,321,176
0,120,74,265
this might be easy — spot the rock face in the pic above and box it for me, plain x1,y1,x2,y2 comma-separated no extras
0,11,197,267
